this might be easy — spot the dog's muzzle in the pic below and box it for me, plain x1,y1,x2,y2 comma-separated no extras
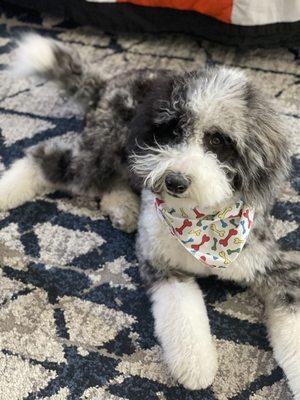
165,173,191,195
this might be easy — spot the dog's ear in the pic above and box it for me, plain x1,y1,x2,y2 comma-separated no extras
127,73,182,152
126,73,181,191
235,83,290,207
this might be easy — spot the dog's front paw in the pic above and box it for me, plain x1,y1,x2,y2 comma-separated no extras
165,344,218,390
101,187,139,233
107,208,138,233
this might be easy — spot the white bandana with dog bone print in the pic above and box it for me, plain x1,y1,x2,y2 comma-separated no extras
155,197,254,268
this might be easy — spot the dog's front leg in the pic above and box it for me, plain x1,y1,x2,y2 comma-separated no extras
265,300,300,399
101,178,139,233
143,263,218,390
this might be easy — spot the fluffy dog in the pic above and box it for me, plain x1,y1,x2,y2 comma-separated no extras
2,35,300,397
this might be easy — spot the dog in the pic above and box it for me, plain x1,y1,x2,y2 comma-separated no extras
1,34,299,397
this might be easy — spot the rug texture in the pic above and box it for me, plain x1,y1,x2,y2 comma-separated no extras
0,5,299,400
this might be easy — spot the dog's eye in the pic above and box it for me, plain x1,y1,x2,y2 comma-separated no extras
209,132,226,147
203,130,236,162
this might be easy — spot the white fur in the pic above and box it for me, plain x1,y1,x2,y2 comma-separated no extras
12,34,57,78
188,68,247,118
151,278,218,390
190,68,245,101
266,306,300,399
0,157,52,210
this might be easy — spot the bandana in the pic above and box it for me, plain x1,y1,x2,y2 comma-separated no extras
155,197,254,268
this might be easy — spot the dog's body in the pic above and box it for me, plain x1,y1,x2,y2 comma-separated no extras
1,35,300,397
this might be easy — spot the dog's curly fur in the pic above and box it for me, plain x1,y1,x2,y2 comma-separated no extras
1,34,300,397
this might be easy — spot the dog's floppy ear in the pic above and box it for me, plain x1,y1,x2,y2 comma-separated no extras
127,72,181,151
126,72,181,191
235,83,290,207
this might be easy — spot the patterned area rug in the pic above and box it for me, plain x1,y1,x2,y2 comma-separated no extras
0,5,299,400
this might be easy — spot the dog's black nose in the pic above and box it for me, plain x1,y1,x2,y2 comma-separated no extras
165,173,191,195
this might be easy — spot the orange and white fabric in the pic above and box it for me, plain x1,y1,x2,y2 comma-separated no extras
87,0,300,25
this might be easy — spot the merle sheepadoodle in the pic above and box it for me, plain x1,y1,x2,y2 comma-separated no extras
1,34,299,397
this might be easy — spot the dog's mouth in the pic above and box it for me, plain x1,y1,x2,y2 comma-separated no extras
151,188,188,199
166,190,184,198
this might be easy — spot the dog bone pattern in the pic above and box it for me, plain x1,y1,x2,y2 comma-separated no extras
241,220,246,234
180,208,188,218
211,237,218,251
181,237,194,244
191,234,210,251
196,219,208,229
218,207,232,219
234,237,245,244
230,218,239,228
219,229,238,247
156,198,254,268
188,229,202,236
193,207,205,218
211,224,225,237
174,218,193,235
227,248,241,255
219,251,231,265
220,219,228,228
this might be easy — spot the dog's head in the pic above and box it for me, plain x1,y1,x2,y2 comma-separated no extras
129,67,290,210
